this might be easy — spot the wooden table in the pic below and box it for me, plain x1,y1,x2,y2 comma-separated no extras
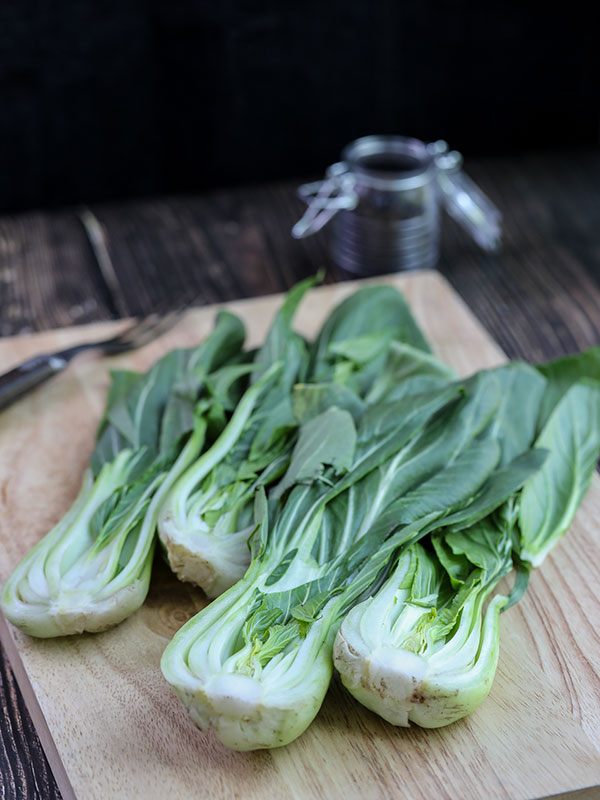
1,149,600,799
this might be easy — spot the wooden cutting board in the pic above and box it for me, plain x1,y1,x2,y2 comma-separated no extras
1,271,599,800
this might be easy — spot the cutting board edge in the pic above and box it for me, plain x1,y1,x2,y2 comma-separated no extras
0,612,77,800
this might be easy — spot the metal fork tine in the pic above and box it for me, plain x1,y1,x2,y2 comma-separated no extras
100,301,194,355
108,312,167,343
113,312,179,349
101,316,156,347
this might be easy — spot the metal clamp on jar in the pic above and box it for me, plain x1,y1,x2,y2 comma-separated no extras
292,135,501,275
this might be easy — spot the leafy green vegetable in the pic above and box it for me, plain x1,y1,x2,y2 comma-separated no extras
333,363,600,732
160,371,544,750
365,341,457,405
157,282,441,598
308,285,434,398
487,362,546,466
7,269,599,756
157,359,286,597
1,312,246,637
272,407,356,498
331,446,547,730
334,526,511,728
156,278,317,597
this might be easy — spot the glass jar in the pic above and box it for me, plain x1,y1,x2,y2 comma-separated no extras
292,135,501,275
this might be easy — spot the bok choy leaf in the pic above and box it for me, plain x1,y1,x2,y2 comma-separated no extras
519,378,600,565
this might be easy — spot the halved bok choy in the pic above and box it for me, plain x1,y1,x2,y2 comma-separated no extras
334,368,600,729
156,277,315,596
1,311,246,637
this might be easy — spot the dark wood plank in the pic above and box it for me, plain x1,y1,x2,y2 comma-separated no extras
82,186,332,314
438,151,600,362
0,210,115,338
1,149,600,799
0,645,61,800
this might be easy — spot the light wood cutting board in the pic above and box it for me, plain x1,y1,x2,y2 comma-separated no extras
1,271,599,800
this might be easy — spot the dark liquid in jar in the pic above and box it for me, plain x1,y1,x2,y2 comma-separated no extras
358,153,422,174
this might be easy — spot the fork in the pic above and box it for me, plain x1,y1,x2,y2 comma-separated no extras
0,308,185,411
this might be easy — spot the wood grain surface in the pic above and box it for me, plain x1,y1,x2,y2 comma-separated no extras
0,273,599,800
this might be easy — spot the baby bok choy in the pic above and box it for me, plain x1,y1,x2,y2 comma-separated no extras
157,282,446,598
1,311,245,637
334,365,600,730
161,369,544,750
333,517,516,728
156,277,315,596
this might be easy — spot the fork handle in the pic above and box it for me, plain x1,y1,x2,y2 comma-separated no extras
0,354,69,411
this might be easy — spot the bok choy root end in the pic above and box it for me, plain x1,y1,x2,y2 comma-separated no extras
333,542,508,728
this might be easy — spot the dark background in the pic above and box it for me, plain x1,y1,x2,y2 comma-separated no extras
0,0,597,214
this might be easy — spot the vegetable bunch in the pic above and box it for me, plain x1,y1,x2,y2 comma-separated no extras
2,281,600,752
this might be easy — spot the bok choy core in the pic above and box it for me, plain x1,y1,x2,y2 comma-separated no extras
333,533,511,728
161,369,545,749
1,312,246,637
334,511,516,728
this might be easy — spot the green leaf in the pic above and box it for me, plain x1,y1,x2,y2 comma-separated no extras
535,347,600,433
188,310,246,373
91,455,167,549
290,590,333,623
365,341,456,405
252,622,302,666
248,395,296,462
95,311,245,474
444,519,512,579
328,333,396,365
292,383,365,424
91,370,142,473
251,274,318,387
264,548,299,587
488,363,547,466
439,448,547,532
309,286,433,379
242,599,282,645
395,438,501,525
107,349,191,453
519,379,600,565
273,407,357,497
431,536,471,587
503,556,531,610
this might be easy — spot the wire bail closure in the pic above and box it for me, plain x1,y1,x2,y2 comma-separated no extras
292,163,359,239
